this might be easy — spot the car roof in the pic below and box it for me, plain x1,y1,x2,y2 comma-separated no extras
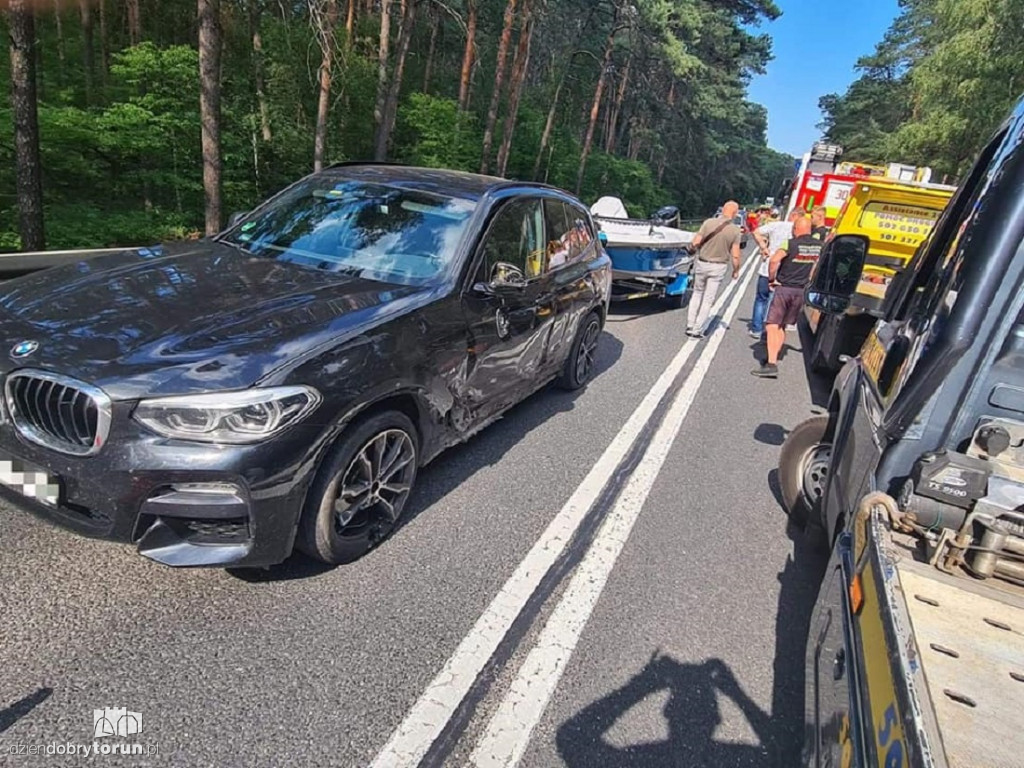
322,162,565,202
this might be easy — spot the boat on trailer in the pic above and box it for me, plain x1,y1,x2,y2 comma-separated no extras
590,196,695,309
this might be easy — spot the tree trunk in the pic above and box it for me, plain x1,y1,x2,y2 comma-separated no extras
53,0,66,86
126,0,141,45
422,3,439,94
313,0,339,171
97,0,109,86
377,0,416,160
345,0,356,46
372,0,392,158
457,0,476,111
250,0,272,142
480,0,517,174
8,0,45,251
533,73,565,180
576,15,617,195
605,50,629,154
198,0,222,235
496,9,532,177
79,0,94,105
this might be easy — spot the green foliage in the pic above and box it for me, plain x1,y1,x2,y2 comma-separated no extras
820,0,1024,179
2,0,792,251
394,93,481,171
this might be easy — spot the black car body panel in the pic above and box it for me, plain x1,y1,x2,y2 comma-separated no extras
0,165,612,567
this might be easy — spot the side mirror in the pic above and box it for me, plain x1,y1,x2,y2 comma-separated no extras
472,262,527,297
228,211,248,228
804,234,870,315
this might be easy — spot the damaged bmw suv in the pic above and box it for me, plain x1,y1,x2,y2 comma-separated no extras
0,164,611,567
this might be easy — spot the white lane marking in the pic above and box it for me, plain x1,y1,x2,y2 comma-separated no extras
369,252,759,768
469,255,759,768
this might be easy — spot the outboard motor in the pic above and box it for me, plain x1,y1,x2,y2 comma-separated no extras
651,205,681,228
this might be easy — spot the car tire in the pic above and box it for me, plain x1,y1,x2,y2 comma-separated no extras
778,415,831,530
297,410,419,565
557,311,602,390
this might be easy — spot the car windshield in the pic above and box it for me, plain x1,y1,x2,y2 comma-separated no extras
221,178,477,285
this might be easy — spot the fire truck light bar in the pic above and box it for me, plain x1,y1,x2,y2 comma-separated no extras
811,142,844,162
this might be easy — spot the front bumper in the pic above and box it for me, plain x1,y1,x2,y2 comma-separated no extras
0,403,322,567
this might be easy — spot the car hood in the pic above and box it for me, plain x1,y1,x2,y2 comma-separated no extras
0,241,430,399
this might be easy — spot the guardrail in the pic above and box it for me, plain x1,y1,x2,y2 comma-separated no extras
0,248,124,280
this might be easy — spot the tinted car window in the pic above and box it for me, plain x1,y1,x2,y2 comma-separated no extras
544,200,573,271
567,205,595,261
222,178,476,286
480,198,544,283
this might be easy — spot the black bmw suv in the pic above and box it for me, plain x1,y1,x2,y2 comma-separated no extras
0,164,612,567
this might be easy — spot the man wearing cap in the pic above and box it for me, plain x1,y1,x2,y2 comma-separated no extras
752,217,822,378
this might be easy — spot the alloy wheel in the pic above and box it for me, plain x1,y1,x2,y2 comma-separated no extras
333,428,416,543
575,319,601,383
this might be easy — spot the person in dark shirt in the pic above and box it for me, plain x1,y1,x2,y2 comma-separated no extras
810,205,829,240
752,218,823,378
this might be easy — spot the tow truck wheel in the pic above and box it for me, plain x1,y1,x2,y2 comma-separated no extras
779,415,831,529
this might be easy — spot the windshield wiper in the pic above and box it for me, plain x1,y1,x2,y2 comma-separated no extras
218,238,252,256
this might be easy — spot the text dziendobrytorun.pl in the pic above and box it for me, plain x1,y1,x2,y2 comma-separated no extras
3,741,159,757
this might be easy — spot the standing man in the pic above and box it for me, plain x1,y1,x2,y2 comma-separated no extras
752,217,823,378
810,205,829,240
749,208,803,339
686,200,742,338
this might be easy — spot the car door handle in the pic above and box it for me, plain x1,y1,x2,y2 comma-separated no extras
833,648,846,681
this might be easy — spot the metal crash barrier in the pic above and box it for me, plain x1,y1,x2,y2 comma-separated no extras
0,248,125,281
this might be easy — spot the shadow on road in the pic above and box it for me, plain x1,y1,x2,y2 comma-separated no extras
754,424,789,447
231,332,625,582
556,524,828,767
607,295,689,321
796,320,834,410
0,687,53,734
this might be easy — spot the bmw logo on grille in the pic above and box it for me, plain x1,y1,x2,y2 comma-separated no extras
11,340,39,358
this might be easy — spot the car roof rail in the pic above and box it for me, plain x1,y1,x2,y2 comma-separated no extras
324,160,410,170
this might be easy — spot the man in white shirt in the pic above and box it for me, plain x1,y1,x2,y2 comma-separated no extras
749,209,804,338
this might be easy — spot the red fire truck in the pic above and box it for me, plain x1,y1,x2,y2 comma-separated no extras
779,142,933,227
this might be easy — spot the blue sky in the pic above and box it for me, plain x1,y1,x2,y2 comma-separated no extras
747,0,901,158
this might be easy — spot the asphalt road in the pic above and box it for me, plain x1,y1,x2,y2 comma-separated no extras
0,246,831,767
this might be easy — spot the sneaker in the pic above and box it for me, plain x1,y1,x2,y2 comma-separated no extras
751,363,778,378
748,330,761,339
687,328,705,339
785,324,797,332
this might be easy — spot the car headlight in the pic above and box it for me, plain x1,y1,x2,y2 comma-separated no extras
133,386,321,444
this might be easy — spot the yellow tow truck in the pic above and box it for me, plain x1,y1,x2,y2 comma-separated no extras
805,177,955,373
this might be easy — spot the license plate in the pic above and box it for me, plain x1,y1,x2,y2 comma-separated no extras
0,458,60,506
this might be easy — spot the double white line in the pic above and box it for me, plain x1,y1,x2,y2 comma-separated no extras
371,251,761,768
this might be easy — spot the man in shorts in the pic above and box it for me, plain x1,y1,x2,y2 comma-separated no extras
750,208,804,338
752,217,822,378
